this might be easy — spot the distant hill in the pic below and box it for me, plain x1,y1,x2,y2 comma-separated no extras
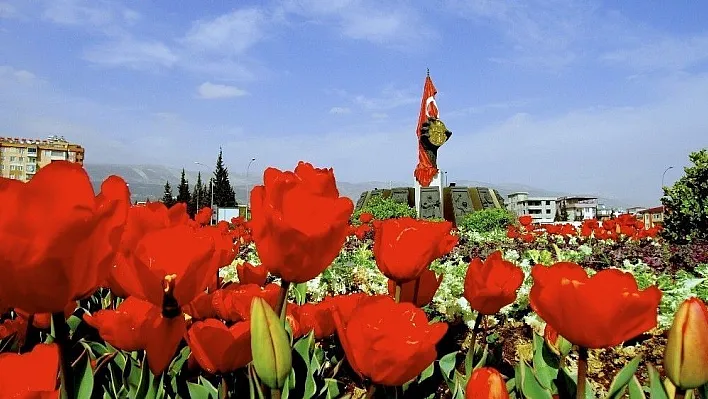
83,163,632,208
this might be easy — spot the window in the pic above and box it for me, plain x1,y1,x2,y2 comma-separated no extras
9,156,15,161
18,157,23,162
26,164,35,173
51,150,66,157
529,209,542,214
546,209,551,214
17,166,22,171
9,165,15,170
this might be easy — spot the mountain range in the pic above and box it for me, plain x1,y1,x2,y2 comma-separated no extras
84,164,636,209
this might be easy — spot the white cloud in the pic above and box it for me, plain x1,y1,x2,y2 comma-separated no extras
197,82,248,99
83,38,177,69
282,0,436,48
352,86,418,110
602,34,708,72
182,8,269,56
42,0,139,35
0,2,16,18
329,106,351,114
0,66,38,84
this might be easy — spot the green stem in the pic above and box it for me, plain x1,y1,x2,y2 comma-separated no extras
271,388,281,399
412,277,421,306
52,312,73,399
468,312,484,355
576,347,588,399
276,280,291,323
394,284,402,303
365,384,377,399
674,389,686,399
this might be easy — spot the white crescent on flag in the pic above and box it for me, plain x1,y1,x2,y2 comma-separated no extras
425,96,439,119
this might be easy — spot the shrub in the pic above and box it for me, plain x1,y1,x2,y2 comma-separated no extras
662,148,708,243
351,195,417,221
456,208,517,234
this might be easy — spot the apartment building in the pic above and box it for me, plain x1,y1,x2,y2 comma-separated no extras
0,136,85,182
636,206,665,228
507,192,557,223
556,196,598,221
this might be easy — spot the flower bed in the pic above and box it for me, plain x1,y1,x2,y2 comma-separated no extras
1,161,707,399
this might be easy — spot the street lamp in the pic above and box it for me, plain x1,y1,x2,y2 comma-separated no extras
662,166,674,189
194,161,215,225
245,158,256,220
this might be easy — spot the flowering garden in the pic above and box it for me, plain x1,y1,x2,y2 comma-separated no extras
1,160,707,399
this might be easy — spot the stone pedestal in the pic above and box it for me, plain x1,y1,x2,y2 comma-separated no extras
414,171,444,219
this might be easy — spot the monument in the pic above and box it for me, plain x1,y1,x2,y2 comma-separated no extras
355,70,506,226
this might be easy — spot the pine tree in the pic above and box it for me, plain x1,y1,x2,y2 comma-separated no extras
212,148,237,208
176,168,191,207
161,180,176,208
188,172,204,217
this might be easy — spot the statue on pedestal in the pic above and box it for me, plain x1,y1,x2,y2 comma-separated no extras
419,117,452,170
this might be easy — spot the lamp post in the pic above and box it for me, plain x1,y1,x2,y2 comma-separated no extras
194,162,215,225
662,166,674,189
245,158,256,220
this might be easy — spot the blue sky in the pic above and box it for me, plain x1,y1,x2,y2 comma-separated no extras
1,0,707,205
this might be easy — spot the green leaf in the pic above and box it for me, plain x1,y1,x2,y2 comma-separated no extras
188,382,212,399
647,364,669,399
74,352,95,398
302,353,319,399
439,351,458,379
323,378,340,399
628,375,647,399
517,360,552,399
418,361,435,384
200,376,219,397
474,345,489,372
605,355,642,399
293,331,314,362
294,283,308,306
532,333,559,390
130,353,152,399
67,315,82,334
168,346,191,377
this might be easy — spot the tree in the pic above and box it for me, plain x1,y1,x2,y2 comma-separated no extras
176,168,191,207
662,148,708,243
188,172,206,217
555,202,568,222
161,180,176,208
212,148,237,208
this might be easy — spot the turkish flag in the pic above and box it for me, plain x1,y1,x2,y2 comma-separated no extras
414,74,439,187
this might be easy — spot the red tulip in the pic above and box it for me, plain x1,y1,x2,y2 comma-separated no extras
359,212,374,224
0,343,60,398
463,251,524,315
237,262,269,286
195,207,212,225
0,161,129,313
519,215,532,226
186,319,252,374
333,295,447,386
0,317,27,345
209,284,280,323
112,225,219,310
294,301,336,339
530,262,661,348
373,217,458,283
250,162,354,283
465,367,509,399
387,269,443,307
84,297,186,375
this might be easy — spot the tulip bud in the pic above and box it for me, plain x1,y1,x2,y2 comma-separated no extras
664,297,708,389
250,297,292,389
544,324,573,357
465,367,510,399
